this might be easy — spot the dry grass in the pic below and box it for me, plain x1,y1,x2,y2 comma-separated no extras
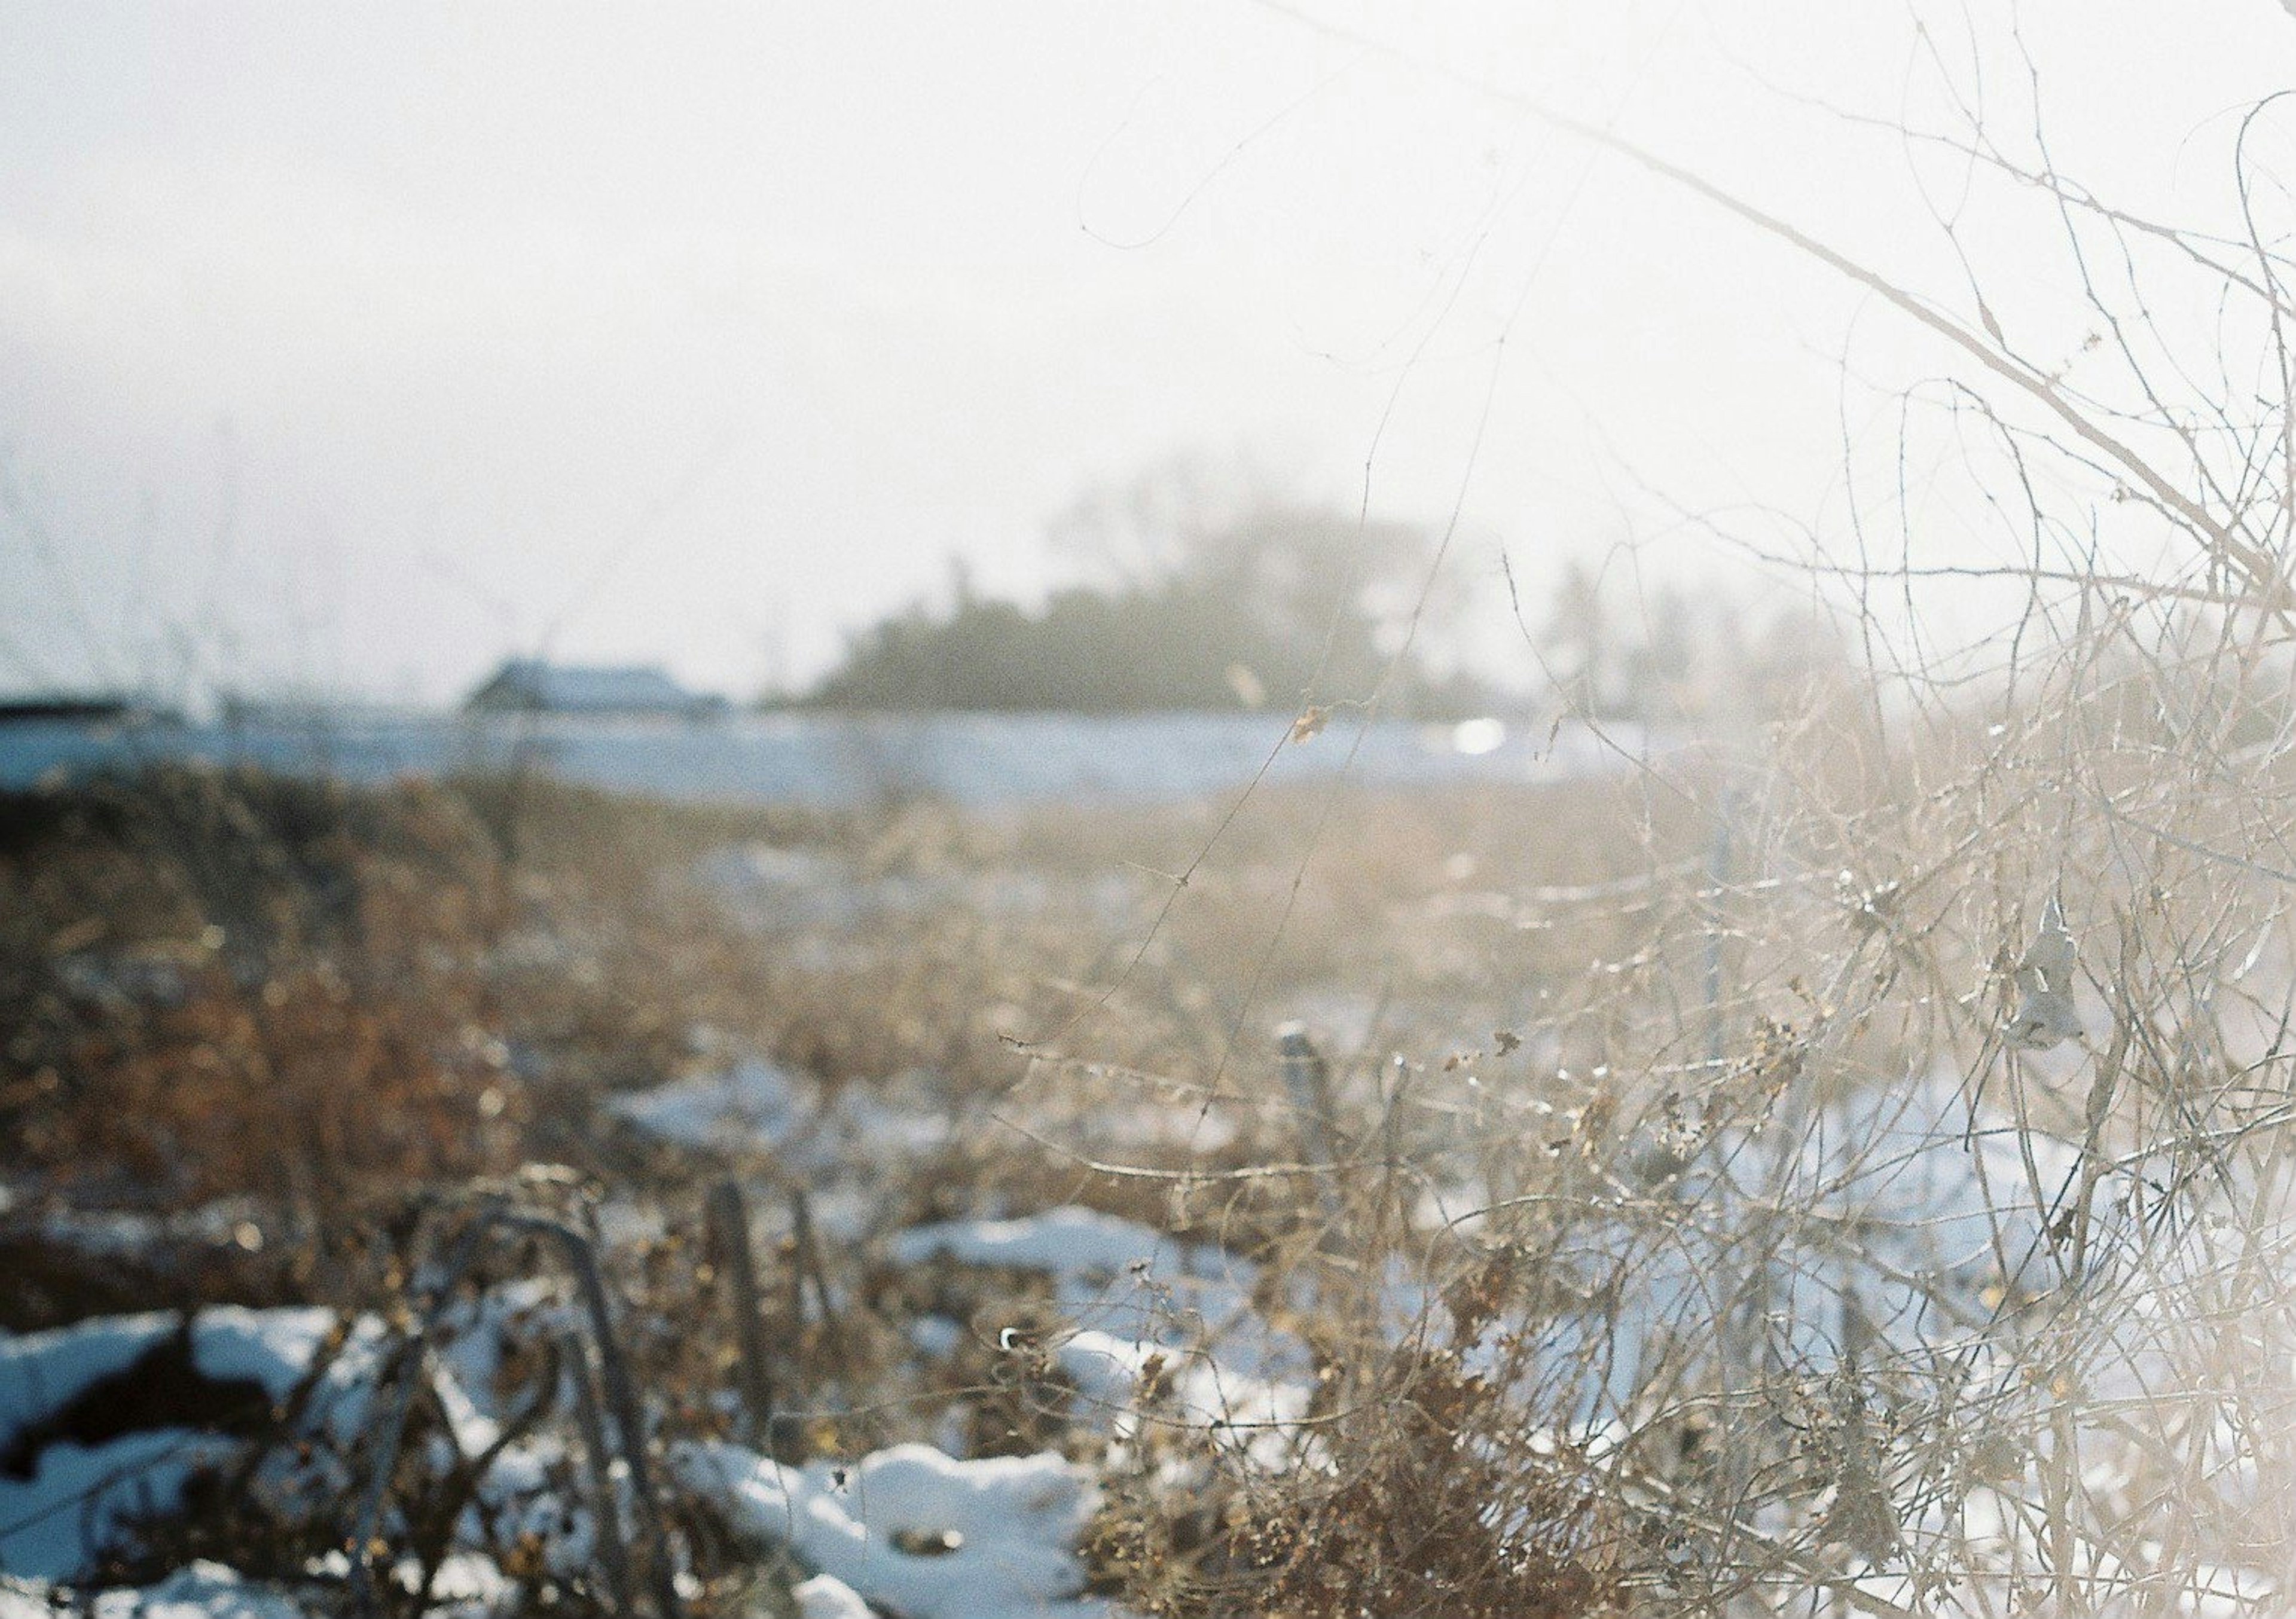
11,606,2296,1619
10,610,2296,1619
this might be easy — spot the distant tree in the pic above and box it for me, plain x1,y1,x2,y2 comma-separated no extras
803,469,1489,717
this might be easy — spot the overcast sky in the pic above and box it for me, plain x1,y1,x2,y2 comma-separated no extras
2,2,2290,706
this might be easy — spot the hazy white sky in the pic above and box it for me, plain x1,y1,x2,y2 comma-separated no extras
2,2,2291,705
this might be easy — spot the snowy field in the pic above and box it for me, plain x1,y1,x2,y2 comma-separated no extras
0,711,1648,808
10,1037,2288,1617
5,737,2294,1618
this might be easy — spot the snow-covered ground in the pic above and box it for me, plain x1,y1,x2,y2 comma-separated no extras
670,1442,1116,1619
0,1308,387,1581
0,1287,1124,1614
10,906,2291,1615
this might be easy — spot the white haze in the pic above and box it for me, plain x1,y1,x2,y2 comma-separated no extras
0,1,2288,706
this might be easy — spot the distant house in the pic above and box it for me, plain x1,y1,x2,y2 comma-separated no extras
463,659,728,719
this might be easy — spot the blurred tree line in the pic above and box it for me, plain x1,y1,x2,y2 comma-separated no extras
793,457,1846,723
799,462,1492,717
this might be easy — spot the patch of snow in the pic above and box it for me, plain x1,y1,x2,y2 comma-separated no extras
1052,1329,1311,1468
87,1562,309,1619
423,1553,513,1611
1491,1064,2142,1422
792,1572,875,1619
1,1431,239,1583
5,1558,506,1619
1,1319,168,1443
430,1279,571,1425
891,1206,1266,1367
0,1309,386,1580
817,1080,957,1166
673,1440,1118,1619
0,1307,380,1456
908,1316,964,1360
892,1204,1319,1468
590,1198,670,1253
1048,1330,1159,1408
607,1057,808,1151
607,1058,955,1172
890,1207,1246,1293
0,1557,316,1619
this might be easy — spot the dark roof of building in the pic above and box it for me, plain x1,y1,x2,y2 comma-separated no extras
467,659,722,713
